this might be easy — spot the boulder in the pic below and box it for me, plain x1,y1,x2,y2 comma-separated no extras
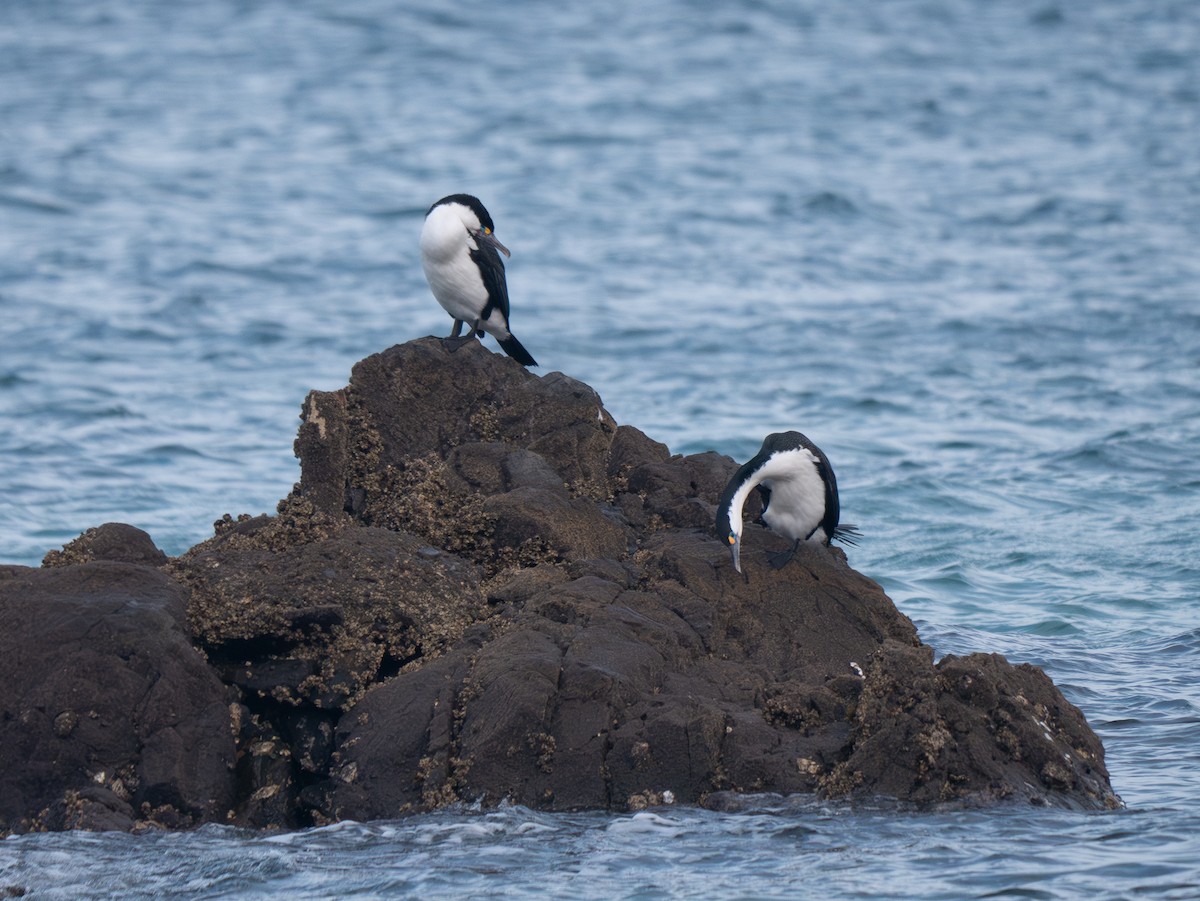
1,337,1120,831
0,559,236,833
319,531,1114,816
285,339,1118,818
169,500,487,712
41,522,169,568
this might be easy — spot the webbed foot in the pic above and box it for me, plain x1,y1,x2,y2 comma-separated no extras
441,336,477,352
767,540,801,570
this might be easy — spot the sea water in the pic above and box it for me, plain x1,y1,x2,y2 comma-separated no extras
2,1,1199,897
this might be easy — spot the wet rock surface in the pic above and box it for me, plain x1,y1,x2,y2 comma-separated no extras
0,550,235,833
0,338,1120,832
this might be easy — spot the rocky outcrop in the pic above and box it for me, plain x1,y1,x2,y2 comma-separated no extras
0,544,235,833
0,338,1120,832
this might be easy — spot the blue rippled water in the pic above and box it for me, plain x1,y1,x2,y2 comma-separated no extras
2,0,1199,898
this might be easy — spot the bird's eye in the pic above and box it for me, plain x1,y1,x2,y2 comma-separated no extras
483,227,492,235
727,533,736,545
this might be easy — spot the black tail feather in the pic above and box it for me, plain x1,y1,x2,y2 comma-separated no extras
833,523,862,547
498,333,537,367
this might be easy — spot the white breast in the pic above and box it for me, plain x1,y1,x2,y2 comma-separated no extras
420,206,488,322
756,448,828,543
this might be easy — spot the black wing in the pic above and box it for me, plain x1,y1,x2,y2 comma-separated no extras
469,242,510,325
754,484,771,524
812,451,840,545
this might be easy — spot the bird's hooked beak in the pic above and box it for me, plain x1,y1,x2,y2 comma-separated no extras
727,532,742,573
474,227,510,258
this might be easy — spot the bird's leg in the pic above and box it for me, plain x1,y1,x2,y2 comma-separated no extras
767,539,801,570
442,319,475,352
471,318,484,338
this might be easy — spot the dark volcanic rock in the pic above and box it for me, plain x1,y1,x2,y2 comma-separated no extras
0,561,236,833
164,497,488,827
169,500,487,711
296,338,620,520
324,528,1113,815
831,645,1115,808
324,531,911,818
41,522,169,568
285,340,1118,817
3,337,1120,831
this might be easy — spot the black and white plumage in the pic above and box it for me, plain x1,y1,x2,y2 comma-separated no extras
714,431,860,573
420,193,537,367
